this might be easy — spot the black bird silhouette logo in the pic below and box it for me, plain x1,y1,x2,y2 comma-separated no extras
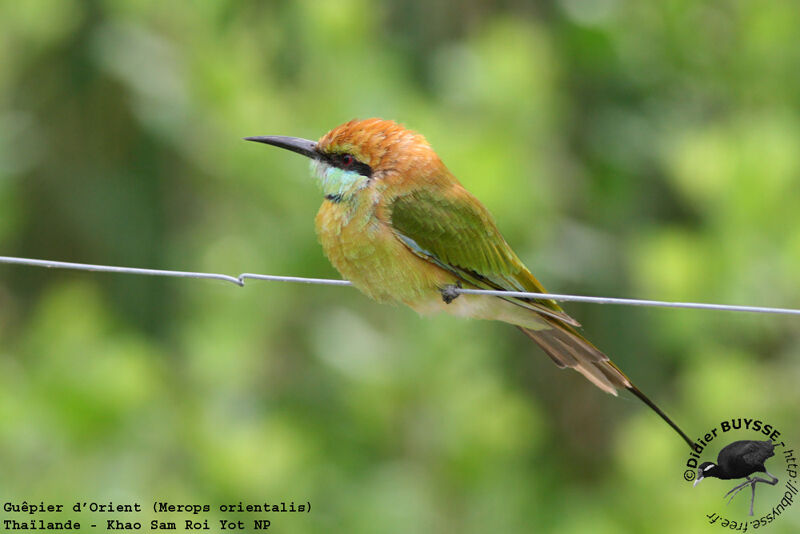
694,440,778,516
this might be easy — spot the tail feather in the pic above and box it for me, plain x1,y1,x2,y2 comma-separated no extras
627,384,693,447
518,323,630,396
518,321,693,448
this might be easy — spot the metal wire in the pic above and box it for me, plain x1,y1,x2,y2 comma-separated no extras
1,255,799,316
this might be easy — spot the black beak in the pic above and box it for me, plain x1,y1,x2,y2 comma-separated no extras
244,135,319,160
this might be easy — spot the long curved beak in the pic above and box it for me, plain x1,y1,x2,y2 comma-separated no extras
244,136,319,160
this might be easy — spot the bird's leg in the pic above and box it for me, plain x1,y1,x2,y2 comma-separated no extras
725,477,754,505
748,476,778,486
762,469,779,485
740,473,778,516
440,282,461,304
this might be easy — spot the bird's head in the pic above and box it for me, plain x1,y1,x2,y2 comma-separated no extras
694,462,718,487
245,118,441,201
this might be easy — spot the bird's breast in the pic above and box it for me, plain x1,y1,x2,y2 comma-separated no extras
314,195,454,306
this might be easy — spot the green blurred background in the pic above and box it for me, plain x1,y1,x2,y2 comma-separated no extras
1,1,799,532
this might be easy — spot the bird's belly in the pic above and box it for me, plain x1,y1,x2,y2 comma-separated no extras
316,201,455,306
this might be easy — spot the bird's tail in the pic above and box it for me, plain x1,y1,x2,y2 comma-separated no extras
518,322,693,448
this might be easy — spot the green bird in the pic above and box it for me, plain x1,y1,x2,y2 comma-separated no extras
246,118,692,447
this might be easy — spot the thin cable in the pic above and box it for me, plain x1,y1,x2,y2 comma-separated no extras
454,288,800,316
239,273,352,286
0,256,244,285
1,255,798,317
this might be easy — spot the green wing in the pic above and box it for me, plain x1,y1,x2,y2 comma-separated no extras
389,186,579,326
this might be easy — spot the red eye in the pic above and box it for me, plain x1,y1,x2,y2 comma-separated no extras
341,154,354,168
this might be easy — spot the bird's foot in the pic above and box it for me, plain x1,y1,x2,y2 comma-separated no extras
440,282,462,304
725,477,754,505
724,475,777,515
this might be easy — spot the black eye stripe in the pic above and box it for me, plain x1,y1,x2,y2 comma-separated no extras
326,153,373,177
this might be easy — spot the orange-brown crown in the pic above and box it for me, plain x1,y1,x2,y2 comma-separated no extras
317,118,439,172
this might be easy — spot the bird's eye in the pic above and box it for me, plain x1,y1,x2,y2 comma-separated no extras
341,154,355,168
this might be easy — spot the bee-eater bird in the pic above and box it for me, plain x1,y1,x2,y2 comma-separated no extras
246,118,692,447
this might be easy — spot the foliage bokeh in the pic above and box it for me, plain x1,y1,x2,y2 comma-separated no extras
1,1,799,532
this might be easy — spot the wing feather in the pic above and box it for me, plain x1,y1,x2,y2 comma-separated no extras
388,186,580,327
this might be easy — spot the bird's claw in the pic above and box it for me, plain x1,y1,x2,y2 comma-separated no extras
724,479,752,504
724,476,764,516
440,283,461,304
